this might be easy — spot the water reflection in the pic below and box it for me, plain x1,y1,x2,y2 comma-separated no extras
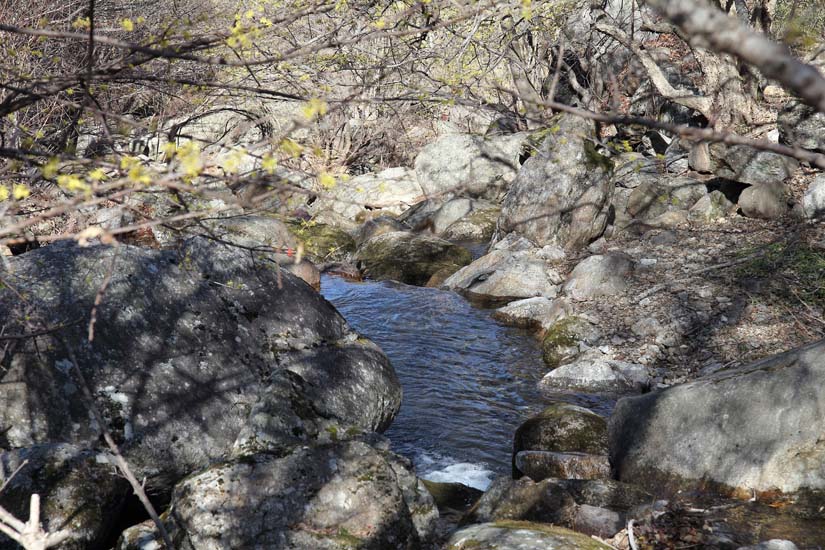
321,274,607,489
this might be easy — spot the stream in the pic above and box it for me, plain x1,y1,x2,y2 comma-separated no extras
321,274,612,490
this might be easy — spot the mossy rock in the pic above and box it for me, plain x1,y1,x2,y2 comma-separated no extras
355,231,472,286
541,316,591,368
286,220,356,262
514,403,608,456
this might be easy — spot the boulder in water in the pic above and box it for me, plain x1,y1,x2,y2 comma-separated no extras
354,231,472,286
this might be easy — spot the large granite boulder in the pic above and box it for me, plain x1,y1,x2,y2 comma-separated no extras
609,339,825,497
497,114,614,251
414,133,527,200
0,239,401,492
167,441,436,550
354,231,472,286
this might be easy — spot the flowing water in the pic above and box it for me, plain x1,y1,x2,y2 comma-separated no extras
321,274,611,490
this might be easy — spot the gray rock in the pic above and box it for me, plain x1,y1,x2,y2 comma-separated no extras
443,249,564,304
440,204,501,242
613,153,662,189
719,145,798,185
801,174,825,219
354,231,472,286
570,504,624,539
446,522,611,549
0,239,400,492
514,451,611,481
541,351,650,393
689,141,713,173
497,114,614,251
173,214,320,288
403,197,501,241
420,479,483,513
738,182,789,219
689,190,736,222
169,441,434,549
778,101,825,152
664,138,690,173
468,476,651,525
354,216,409,247
563,253,634,301
414,133,527,200
513,403,608,461
492,296,572,331
429,197,475,234
307,167,424,228
0,445,129,550
609,339,825,496
738,541,800,550
625,176,707,222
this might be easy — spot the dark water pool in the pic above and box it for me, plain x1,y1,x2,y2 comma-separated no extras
321,274,608,489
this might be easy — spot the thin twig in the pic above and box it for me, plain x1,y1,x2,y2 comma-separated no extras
88,247,118,343
62,343,174,549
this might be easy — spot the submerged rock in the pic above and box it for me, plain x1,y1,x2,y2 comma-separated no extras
609,339,825,497
354,231,471,286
